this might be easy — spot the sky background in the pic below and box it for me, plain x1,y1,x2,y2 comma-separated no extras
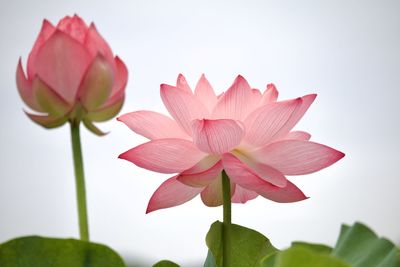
0,0,399,266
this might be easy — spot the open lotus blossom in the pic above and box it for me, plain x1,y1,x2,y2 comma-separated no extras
119,75,344,213
16,14,127,134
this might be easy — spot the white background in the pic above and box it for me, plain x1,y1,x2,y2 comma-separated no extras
0,0,399,266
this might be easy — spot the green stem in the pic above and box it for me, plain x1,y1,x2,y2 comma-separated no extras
222,170,231,267
70,122,89,241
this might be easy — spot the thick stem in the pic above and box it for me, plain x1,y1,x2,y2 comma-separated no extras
222,170,231,267
70,122,89,241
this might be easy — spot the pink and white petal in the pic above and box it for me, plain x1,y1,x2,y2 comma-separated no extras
103,56,128,102
84,23,115,66
231,185,258,204
180,155,220,174
176,74,193,94
146,176,203,213
25,111,68,129
33,30,91,103
283,131,311,141
222,153,307,203
160,84,209,135
178,160,223,187
117,111,190,140
33,77,71,116
243,98,302,147
194,74,217,112
258,180,308,203
78,55,113,111
230,151,287,187
259,83,278,106
212,75,257,120
201,174,234,207
222,153,276,191
191,119,244,155
250,140,345,175
251,88,262,105
27,19,55,79
16,59,43,112
119,138,206,174
86,94,124,122
56,15,88,44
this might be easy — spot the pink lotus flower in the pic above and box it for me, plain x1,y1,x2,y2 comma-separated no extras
16,15,127,134
119,75,344,213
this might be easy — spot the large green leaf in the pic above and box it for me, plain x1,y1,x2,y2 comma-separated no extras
203,250,217,267
0,236,126,267
260,222,400,267
205,221,277,267
261,246,350,267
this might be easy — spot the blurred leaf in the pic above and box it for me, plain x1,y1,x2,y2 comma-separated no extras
205,221,277,267
260,222,400,267
0,235,126,267
152,260,180,267
260,246,349,267
291,241,332,254
331,222,400,267
203,250,217,267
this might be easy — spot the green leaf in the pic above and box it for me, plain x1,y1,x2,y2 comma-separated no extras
259,222,400,267
0,235,126,267
205,221,277,267
152,260,180,267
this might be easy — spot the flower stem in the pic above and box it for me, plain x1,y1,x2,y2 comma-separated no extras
70,122,89,241
222,170,231,267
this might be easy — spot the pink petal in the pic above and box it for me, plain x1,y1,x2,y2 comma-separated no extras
276,94,317,138
283,131,311,141
33,77,71,116
146,176,203,213
119,138,206,174
32,30,91,103
84,23,115,67
56,14,88,44
178,158,223,187
78,55,113,111
243,98,302,147
251,88,262,105
27,19,55,80
176,74,193,94
200,174,234,207
232,152,287,187
259,83,278,106
222,153,307,203
16,59,43,112
194,74,217,111
117,111,190,140
86,94,124,122
160,84,208,135
250,140,345,175
191,119,244,155
222,153,277,191
258,180,308,203
231,185,258,204
212,75,258,120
